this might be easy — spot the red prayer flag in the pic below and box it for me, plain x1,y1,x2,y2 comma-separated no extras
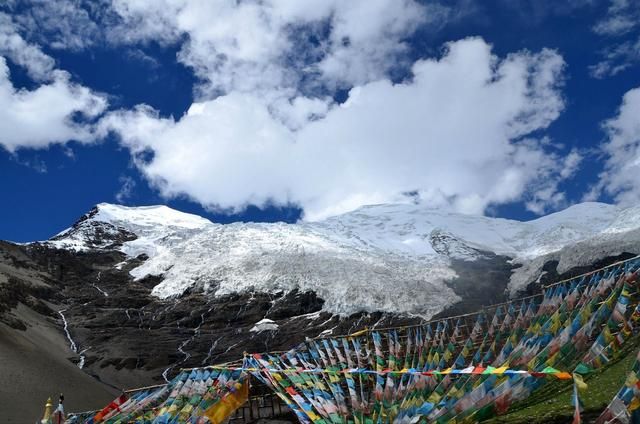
93,394,128,422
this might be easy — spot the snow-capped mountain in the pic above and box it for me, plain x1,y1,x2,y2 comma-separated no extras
3,200,639,400
47,201,640,318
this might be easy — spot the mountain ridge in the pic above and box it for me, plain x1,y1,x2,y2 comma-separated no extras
43,201,640,316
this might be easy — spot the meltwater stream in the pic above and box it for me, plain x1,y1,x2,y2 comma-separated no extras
58,308,86,369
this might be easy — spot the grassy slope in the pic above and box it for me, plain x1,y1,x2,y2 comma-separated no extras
485,339,639,423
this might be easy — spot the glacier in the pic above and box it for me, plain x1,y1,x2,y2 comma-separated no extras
46,201,640,318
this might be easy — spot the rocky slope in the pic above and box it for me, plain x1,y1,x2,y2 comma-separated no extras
1,201,640,418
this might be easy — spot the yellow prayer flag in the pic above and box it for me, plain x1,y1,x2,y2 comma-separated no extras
491,366,508,374
625,372,639,388
546,352,559,367
427,392,441,403
530,323,541,335
306,411,321,421
580,305,592,324
204,381,249,424
603,326,614,344
349,327,369,337
573,373,588,391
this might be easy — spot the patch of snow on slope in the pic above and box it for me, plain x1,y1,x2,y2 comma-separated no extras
250,319,279,332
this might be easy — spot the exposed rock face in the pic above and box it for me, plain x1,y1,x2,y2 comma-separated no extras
0,201,639,404
1,240,421,391
49,206,138,250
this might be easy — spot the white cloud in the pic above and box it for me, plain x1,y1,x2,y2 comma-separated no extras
590,37,640,79
314,0,431,87
0,1,580,219
0,12,55,81
116,175,137,202
590,87,640,205
525,148,582,214
101,38,568,220
593,0,638,36
0,57,107,152
560,149,583,179
105,0,438,96
9,0,102,51
0,10,108,152
9,152,48,173
0,11,107,152
590,0,640,78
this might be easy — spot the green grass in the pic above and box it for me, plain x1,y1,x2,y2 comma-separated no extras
485,342,638,423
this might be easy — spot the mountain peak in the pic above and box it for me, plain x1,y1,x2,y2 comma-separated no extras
92,203,213,230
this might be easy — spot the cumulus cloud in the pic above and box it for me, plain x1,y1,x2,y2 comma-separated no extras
105,0,441,96
2,0,103,51
0,57,107,152
0,10,107,152
313,0,432,87
589,87,640,205
0,1,580,219
0,12,55,81
4,0,454,92
100,38,568,220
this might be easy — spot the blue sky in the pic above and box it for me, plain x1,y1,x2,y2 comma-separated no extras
1,0,639,242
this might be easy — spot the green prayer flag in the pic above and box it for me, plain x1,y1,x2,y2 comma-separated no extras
574,363,594,375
